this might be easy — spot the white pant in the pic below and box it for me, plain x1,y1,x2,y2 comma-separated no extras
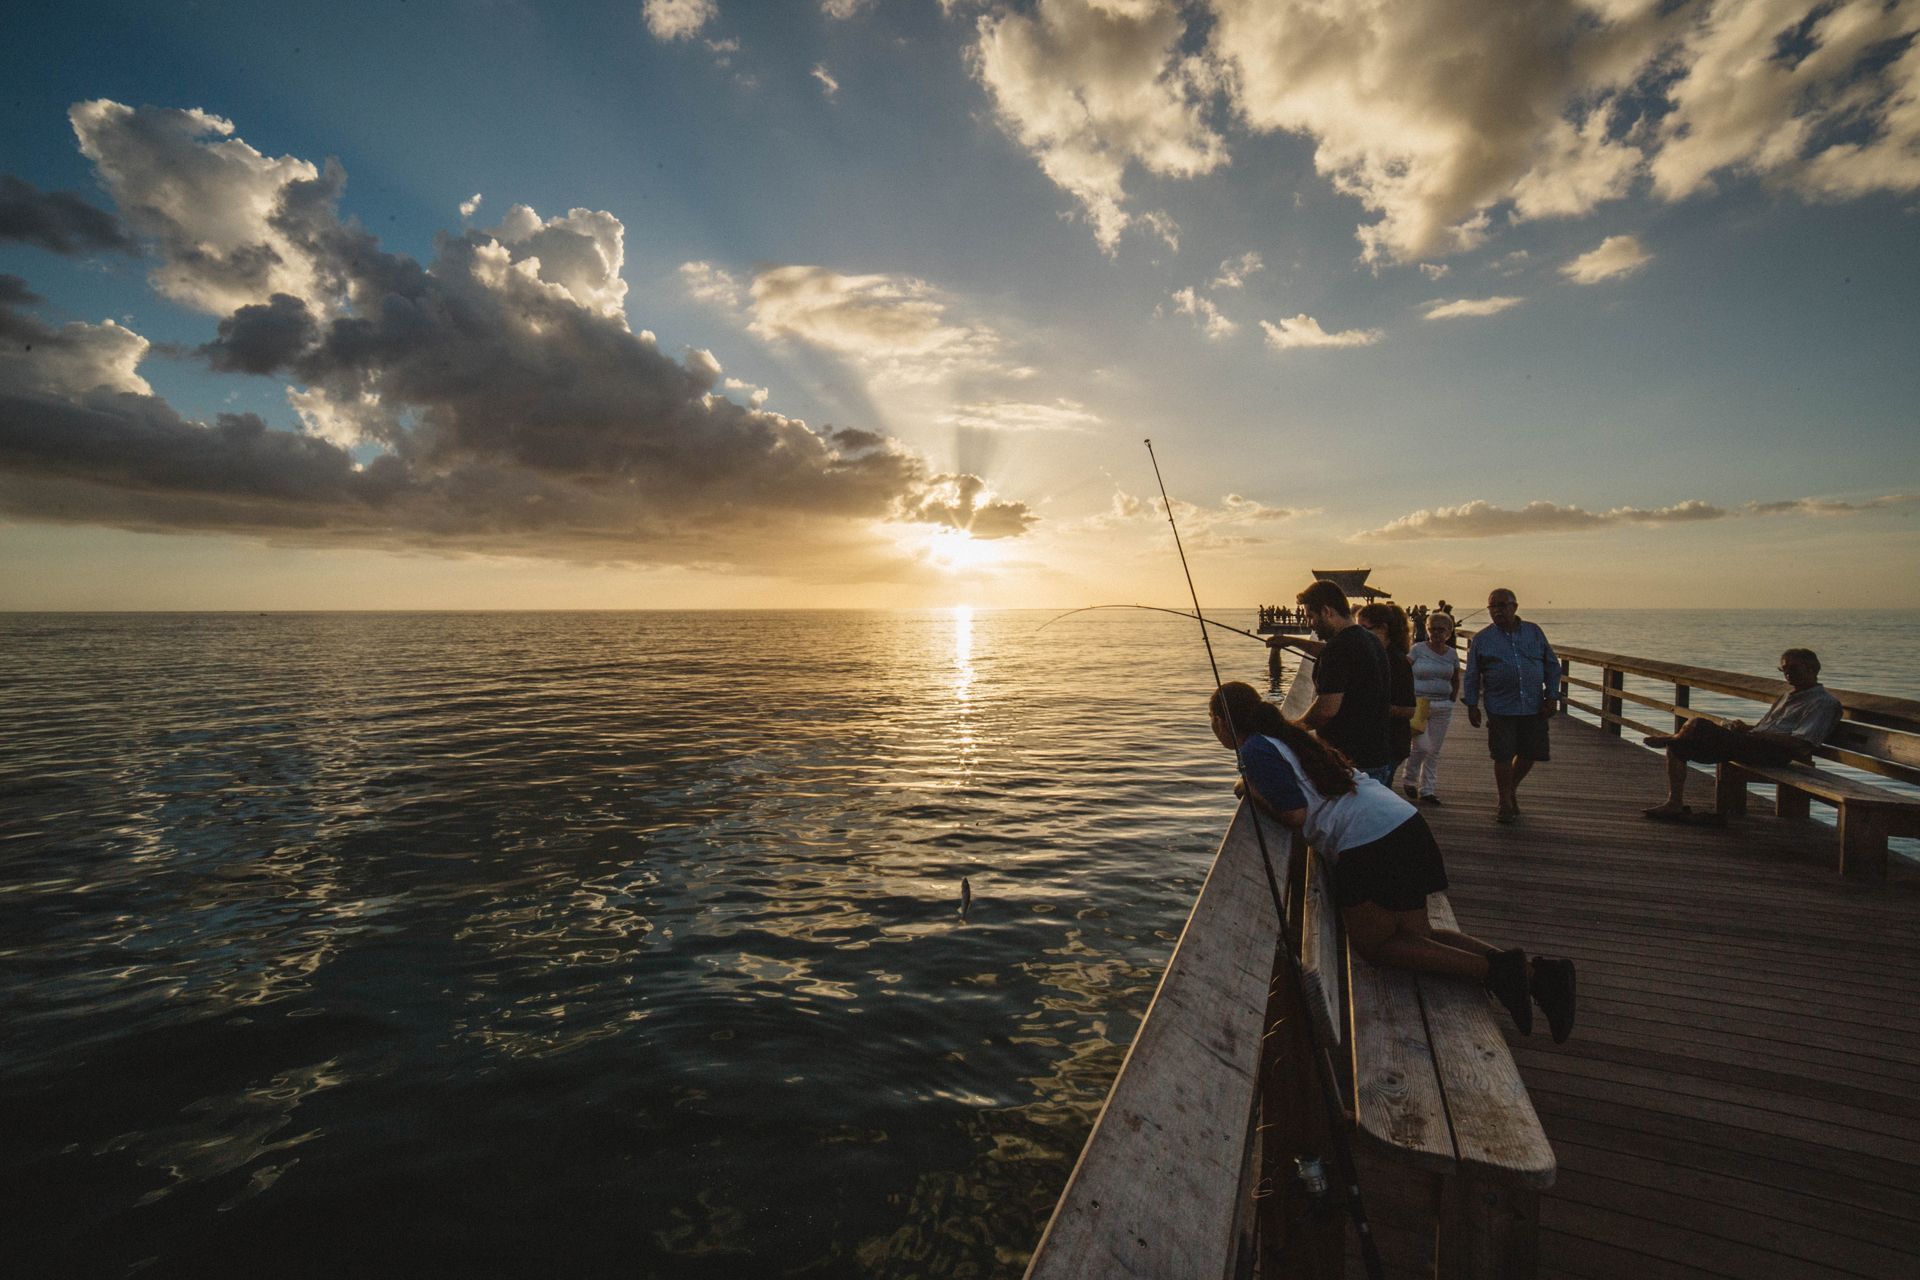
1405,701,1455,797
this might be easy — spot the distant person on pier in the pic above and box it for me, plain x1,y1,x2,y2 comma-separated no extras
1410,603,1430,643
1269,579,1394,785
1462,588,1561,825
1405,610,1461,804
1208,681,1577,1041
1641,649,1842,821
1358,603,1417,792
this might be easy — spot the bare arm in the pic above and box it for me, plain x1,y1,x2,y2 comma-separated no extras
1271,635,1326,657
1302,691,1341,730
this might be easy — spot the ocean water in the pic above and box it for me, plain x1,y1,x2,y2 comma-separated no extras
3,608,1915,1278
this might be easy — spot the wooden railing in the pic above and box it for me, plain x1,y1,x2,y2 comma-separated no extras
1024,803,1295,1280
1552,644,1920,790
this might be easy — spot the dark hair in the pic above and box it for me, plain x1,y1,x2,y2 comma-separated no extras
1209,681,1357,799
1296,579,1350,618
1357,602,1410,655
1781,647,1820,675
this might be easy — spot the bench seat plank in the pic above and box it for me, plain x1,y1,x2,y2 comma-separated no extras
1421,896,1558,1189
1024,802,1294,1280
1724,759,1920,805
1350,951,1455,1174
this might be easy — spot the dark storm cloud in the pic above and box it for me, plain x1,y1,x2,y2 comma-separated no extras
0,102,1037,574
200,293,321,375
1,274,45,306
0,174,136,255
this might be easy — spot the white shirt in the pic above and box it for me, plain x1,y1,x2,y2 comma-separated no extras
1255,734,1415,860
1410,642,1458,700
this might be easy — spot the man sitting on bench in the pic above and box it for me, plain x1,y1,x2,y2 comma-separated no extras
1642,648,1842,821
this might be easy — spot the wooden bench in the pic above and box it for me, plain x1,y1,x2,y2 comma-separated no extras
1024,805,1555,1279
1711,716,1920,882
1298,846,1556,1278
1554,646,1920,884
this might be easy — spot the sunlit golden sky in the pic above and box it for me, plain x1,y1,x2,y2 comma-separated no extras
3,1,1917,609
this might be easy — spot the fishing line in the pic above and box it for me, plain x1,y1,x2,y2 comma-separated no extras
1143,438,1385,1280
1035,603,1269,642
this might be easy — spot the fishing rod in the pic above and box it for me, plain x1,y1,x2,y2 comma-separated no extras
1144,439,1385,1280
1035,603,1268,643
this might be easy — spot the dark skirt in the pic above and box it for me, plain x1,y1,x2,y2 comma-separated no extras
1334,814,1449,912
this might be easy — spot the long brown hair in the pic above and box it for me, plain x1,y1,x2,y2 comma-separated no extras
1357,602,1410,655
1209,681,1357,798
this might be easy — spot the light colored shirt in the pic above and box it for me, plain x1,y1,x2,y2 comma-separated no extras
1241,733,1413,861
1754,684,1842,746
1410,641,1458,700
1462,621,1560,716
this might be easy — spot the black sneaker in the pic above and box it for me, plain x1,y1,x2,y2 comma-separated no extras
1404,785,1419,800
1530,956,1577,1044
1484,949,1533,1035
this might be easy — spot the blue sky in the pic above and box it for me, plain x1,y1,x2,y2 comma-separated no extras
2,0,1917,609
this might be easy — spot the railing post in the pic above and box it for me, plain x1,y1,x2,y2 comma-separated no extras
1559,660,1571,714
1674,683,1689,734
1603,667,1624,736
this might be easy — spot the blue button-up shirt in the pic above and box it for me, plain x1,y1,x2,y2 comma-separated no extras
1462,620,1561,716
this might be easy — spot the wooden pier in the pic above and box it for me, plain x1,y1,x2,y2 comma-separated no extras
1351,712,1920,1278
1026,710,1920,1279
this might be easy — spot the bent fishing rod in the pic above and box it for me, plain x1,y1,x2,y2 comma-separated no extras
1144,438,1385,1280
1035,603,1269,642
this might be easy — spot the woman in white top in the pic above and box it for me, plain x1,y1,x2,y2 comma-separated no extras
1208,681,1576,1040
1404,610,1461,804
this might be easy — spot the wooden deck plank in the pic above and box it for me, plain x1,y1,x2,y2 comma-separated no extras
1411,713,1920,1280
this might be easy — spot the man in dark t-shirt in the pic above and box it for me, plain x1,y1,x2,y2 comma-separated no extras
1279,578,1392,779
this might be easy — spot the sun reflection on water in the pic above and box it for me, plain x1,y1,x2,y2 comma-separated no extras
950,605,974,703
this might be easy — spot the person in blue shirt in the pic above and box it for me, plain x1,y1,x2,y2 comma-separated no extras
1209,680,1577,1042
1461,588,1561,825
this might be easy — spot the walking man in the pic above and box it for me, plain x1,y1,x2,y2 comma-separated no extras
1462,588,1561,824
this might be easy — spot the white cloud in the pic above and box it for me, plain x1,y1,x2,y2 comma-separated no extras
1651,0,1920,202
1352,492,1920,540
1355,498,1725,540
287,384,395,450
1096,486,1313,548
1140,210,1181,251
968,0,1228,252
747,264,1002,383
1259,313,1382,350
1211,251,1264,289
1422,295,1524,320
941,398,1103,432
723,376,770,407
812,64,841,97
459,193,482,218
1170,286,1237,338
1561,233,1652,283
821,0,875,17
0,307,151,398
1208,0,1649,264
643,0,717,42
958,2,1920,263
679,260,746,307
70,100,336,315
487,204,629,318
